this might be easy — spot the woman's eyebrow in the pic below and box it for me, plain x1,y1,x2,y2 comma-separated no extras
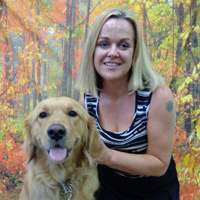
97,36,109,40
98,37,132,42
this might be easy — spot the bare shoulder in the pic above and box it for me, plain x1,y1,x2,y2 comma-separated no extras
153,85,173,99
79,94,86,110
151,85,174,113
148,85,175,124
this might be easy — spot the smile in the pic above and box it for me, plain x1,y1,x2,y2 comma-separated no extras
104,63,120,66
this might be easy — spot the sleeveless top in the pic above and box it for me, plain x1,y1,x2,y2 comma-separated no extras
84,90,179,199
85,90,152,178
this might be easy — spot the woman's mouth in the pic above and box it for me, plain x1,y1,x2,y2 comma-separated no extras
104,63,120,67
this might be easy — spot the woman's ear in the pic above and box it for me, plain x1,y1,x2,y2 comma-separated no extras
86,113,103,159
23,114,35,164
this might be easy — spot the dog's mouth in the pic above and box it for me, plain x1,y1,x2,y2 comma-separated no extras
48,145,70,162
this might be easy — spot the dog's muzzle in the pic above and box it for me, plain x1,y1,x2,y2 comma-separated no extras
47,124,68,162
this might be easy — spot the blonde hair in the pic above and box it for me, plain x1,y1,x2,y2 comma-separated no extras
76,8,164,98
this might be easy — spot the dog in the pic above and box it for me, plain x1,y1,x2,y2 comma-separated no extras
19,97,103,200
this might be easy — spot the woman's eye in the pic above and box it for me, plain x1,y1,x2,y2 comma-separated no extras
120,43,129,49
99,42,108,48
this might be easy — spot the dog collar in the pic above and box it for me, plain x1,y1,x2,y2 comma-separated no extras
60,179,73,200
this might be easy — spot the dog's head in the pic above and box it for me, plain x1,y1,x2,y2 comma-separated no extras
23,97,102,169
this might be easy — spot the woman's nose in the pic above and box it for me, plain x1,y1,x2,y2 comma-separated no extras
107,45,119,57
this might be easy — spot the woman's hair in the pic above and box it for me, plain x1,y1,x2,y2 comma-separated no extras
75,8,164,98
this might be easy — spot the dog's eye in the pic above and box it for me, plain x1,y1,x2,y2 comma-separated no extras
68,111,77,117
39,112,48,118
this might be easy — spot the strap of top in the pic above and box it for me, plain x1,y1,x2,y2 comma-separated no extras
84,91,152,121
84,91,152,178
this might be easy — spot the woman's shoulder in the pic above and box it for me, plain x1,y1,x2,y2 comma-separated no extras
78,94,86,110
149,85,175,116
79,93,98,109
152,85,173,101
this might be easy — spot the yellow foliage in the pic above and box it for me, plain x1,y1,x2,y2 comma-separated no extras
197,119,200,139
184,154,190,166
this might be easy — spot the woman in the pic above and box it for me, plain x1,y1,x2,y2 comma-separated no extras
76,8,179,200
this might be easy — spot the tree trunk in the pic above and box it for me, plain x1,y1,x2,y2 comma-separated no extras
175,2,184,64
36,0,42,102
0,0,4,19
157,32,161,59
84,0,91,42
170,2,184,92
22,32,29,115
3,4,13,107
37,36,42,102
42,51,48,99
4,5,9,80
31,33,37,110
32,58,37,109
73,0,80,101
62,0,70,96
143,3,147,46
67,0,74,98
184,0,199,135
191,1,199,120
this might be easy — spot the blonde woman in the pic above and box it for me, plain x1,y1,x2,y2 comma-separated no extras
76,8,179,200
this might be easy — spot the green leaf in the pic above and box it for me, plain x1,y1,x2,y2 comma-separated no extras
185,77,193,84
192,147,200,152
196,119,200,140
184,154,190,166
182,94,193,103
129,0,135,4
135,5,140,12
183,32,190,40
146,1,151,9
178,82,185,93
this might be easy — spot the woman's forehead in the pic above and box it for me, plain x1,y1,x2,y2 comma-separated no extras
98,18,135,41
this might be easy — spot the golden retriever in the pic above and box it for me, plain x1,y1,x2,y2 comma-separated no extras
19,97,103,200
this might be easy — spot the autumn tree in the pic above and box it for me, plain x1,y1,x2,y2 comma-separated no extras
0,0,199,199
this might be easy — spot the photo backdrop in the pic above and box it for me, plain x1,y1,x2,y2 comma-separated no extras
0,0,200,199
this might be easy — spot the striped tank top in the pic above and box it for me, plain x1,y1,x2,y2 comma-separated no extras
84,90,152,178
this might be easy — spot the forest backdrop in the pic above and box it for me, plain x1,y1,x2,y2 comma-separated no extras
0,0,200,199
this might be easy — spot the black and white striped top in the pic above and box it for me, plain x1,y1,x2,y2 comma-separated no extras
84,90,152,178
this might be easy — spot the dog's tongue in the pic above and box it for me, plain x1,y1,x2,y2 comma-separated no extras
49,147,67,161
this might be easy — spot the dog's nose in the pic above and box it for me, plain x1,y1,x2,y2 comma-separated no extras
47,124,66,141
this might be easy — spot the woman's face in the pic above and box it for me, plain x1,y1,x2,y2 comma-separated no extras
94,18,135,84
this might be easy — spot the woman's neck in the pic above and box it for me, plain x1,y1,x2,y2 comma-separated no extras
101,80,129,99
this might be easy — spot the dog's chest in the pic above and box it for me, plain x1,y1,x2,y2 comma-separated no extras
59,180,74,200
59,194,73,200
59,191,73,200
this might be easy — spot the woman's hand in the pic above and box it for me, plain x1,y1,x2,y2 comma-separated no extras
92,140,113,165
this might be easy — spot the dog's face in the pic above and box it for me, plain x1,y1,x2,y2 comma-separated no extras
24,97,101,167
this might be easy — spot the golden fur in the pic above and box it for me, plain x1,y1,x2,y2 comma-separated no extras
19,97,102,200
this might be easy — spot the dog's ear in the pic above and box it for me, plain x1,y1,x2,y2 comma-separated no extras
23,114,35,164
86,113,103,160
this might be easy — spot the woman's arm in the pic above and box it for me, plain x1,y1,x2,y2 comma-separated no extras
93,85,176,177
